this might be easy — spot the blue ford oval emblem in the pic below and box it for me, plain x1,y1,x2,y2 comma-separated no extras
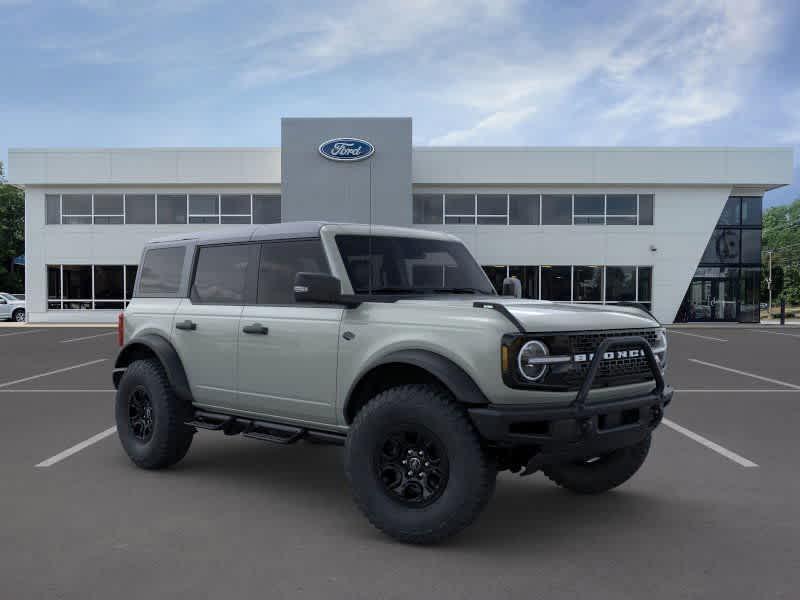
318,138,375,162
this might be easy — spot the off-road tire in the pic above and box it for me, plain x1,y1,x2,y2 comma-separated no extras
543,434,651,494
12,309,25,322
115,358,194,470
345,384,496,544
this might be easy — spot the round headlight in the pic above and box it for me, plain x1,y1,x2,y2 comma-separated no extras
518,340,550,382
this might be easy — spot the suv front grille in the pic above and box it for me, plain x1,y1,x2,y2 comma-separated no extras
564,328,658,388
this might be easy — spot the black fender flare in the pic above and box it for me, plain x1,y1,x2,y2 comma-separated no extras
113,333,193,404
344,349,489,422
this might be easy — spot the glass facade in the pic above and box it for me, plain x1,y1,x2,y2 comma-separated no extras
481,265,652,307
676,196,762,322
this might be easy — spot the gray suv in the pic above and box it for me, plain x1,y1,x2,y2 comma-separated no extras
113,222,672,544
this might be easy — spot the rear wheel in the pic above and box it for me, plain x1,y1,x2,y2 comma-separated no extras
543,434,651,494
115,358,194,470
12,309,25,322
345,384,496,544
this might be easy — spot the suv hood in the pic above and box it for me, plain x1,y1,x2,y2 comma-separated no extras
396,296,659,332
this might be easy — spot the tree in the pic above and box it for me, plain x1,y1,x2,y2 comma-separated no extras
0,162,25,293
762,197,800,305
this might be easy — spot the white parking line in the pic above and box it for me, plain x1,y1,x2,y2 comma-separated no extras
662,418,758,468
0,359,107,389
667,330,728,342
689,358,800,390
0,329,44,338
60,332,116,343
747,329,800,339
35,426,117,468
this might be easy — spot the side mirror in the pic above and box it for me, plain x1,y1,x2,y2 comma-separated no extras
501,277,522,298
294,272,344,304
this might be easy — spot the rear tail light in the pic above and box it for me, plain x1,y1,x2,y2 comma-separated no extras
117,312,124,347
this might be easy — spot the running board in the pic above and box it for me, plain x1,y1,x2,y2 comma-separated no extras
185,410,345,446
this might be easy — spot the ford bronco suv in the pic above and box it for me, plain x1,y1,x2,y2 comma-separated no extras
113,222,671,544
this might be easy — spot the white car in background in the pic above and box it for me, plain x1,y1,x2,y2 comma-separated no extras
0,293,26,322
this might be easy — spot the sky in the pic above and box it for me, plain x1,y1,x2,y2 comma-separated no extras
1,0,798,207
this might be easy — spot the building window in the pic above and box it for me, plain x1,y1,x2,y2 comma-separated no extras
157,194,188,224
47,264,139,310
62,194,92,224
573,195,604,225
702,229,741,263
541,195,572,225
509,194,540,225
412,194,441,224
509,265,539,298
483,263,652,307
477,194,507,224
189,194,219,224
541,266,572,300
607,194,638,225
46,194,61,225
253,194,281,224
741,196,762,226
573,265,602,301
221,194,251,224
125,194,156,224
637,266,652,307
444,194,475,224
638,194,654,225
93,194,124,224
605,266,636,302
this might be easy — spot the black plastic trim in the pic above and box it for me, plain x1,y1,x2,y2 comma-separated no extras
473,301,526,332
344,349,490,420
113,333,193,405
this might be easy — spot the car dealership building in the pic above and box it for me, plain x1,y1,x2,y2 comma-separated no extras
8,117,794,324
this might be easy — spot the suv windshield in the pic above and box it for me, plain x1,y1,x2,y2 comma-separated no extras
335,235,495,295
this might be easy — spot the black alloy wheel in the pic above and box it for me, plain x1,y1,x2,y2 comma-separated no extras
128,386,154,442
376,426,449,507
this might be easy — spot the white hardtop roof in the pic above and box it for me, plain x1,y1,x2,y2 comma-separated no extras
146,222,459,245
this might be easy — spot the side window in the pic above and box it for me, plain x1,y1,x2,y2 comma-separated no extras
190,244,253,305
257,240,329,305
138,246,186,296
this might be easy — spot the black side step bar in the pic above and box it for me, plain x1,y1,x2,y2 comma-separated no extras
185,410,346,446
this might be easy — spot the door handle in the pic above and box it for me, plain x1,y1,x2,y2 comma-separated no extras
175,320,197,331
242,323,269,335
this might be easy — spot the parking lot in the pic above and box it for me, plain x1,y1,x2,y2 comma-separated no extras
1,325,799,599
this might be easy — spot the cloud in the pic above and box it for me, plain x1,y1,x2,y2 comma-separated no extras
428,0,779,144
429,107,536,145
237,0,519,87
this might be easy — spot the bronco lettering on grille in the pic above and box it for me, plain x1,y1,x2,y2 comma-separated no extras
573,349,644,363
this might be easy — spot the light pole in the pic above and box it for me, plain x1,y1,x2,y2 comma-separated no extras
767,250,773,319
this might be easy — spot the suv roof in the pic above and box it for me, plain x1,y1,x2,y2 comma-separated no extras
147,222,460,246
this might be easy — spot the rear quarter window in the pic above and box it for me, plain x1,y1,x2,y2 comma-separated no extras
137,246,187,296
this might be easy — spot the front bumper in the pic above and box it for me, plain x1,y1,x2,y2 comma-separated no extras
468,334,672,468
469,386,672,452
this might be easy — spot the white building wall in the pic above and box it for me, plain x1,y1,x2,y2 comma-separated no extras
412,185,730,323
24,184,280,323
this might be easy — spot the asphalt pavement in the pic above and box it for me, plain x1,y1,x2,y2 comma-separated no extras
0,325,798,599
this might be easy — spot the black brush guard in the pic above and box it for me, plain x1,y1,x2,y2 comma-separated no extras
468,336,673,471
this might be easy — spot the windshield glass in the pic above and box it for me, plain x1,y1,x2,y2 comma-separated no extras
335,235,495,295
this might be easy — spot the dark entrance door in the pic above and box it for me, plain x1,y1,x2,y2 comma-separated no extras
683,277,738,321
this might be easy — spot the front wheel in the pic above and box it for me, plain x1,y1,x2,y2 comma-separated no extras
115,358,194,470
345,384,496,544
543,434,652,494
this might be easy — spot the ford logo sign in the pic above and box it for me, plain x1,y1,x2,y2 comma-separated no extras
318,138,375,162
